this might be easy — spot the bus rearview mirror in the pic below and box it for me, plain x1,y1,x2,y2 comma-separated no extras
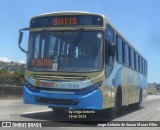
18,31,23,44
18,28,29,54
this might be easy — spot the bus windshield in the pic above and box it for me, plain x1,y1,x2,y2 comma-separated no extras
27,30,103,72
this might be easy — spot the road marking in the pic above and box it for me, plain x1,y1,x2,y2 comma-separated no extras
146,95,160,100
23,110,51,114
0,99,22,103
130,118,136,121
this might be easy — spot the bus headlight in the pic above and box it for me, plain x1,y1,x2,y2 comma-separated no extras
76,81,103,95
25,81,37,92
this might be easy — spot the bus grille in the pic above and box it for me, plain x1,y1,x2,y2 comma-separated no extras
32,74,86,81
36,97,79,105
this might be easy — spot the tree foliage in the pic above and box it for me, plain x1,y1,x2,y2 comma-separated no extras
0,68,25,86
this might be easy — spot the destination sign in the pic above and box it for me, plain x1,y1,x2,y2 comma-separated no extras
53,17,77,26
32,59,52,67
30,15,103,28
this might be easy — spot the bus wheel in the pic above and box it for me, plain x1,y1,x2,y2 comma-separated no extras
109,88,122,119
52,108,65,115
135,90,142,109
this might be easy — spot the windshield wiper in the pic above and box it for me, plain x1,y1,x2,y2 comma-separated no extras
68,28,84,59
70,28,84,49
43,29,63,59
43,29,50,38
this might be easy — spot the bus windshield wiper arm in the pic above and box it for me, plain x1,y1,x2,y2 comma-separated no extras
70,28,84,49
43,29,50,40
68,28,84,58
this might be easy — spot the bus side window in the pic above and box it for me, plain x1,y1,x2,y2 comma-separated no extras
128,47,131,67
105,24,115,65
125,43,129,66
122,41,125,64
145,61,148,76
135,53,138,71
139,56,142,73
116,35,123,63
142,59,144,75
131,49,135,69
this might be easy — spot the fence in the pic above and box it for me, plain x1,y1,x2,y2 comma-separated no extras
0,85,23,99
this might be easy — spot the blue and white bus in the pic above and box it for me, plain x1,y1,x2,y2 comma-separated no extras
18,11,148,118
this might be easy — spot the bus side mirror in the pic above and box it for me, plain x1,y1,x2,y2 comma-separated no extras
18,28,29,54
18,31,23,44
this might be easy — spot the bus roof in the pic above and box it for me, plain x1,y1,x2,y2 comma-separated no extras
31,11,105,19
41,11,105,17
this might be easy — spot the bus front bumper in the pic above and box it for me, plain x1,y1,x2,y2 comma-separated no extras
23,85,103,110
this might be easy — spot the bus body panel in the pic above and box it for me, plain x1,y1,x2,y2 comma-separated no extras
104,62,147,108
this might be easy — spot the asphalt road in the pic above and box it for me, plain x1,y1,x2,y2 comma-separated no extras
0,95,160,130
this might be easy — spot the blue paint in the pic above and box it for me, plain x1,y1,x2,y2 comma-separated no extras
23,84,103,110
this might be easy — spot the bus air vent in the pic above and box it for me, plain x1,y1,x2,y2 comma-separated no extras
32,75,86,81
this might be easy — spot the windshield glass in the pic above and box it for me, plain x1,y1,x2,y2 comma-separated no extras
27,31,103,72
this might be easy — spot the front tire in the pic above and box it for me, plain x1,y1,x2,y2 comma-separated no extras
52,108,65,115
109,88,122,119
135,90,142,109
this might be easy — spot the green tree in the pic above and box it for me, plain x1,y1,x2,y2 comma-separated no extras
0,68,25,86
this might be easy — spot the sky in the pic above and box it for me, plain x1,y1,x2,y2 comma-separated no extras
0,0,160,83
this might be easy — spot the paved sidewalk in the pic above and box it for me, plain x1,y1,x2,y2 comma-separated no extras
145,94,160,100
0,95,22,100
